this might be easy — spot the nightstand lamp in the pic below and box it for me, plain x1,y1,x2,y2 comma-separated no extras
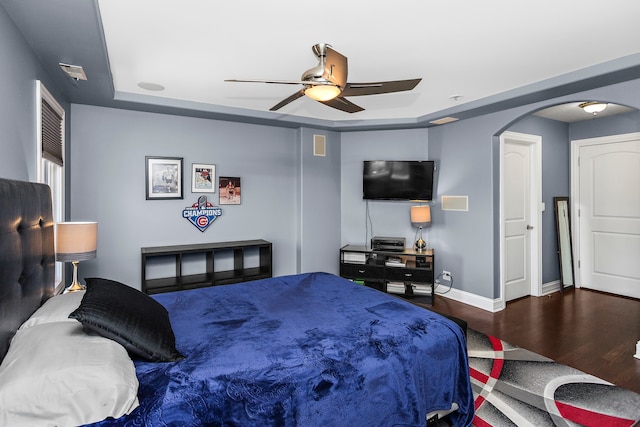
55,222,98,292
410,205,431,252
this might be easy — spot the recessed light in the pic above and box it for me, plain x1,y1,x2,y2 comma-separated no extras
137,82,165,91
429,117,459,125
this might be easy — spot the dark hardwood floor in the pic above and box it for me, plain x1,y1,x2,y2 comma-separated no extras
423,287,640,394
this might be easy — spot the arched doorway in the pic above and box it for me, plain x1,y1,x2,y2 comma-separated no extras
498,101,639,303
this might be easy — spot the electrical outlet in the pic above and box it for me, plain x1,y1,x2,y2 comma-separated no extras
442,270,451,281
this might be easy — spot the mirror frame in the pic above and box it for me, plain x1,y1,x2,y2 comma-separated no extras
553,197,575,290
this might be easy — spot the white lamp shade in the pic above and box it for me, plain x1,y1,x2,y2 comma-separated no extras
55,222,98,262
410,205,431,227
304,85,341,101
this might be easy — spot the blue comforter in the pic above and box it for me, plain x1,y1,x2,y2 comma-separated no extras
91,272,473,426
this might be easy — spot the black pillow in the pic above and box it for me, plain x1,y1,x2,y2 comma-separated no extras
69,277,183,362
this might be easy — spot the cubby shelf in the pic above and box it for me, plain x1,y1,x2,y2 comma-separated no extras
141,239,272,294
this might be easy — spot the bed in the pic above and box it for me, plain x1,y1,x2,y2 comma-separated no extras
0,177,474,426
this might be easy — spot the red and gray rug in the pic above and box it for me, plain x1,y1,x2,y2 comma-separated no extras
467,328,640,426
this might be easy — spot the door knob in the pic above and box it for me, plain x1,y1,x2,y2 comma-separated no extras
526,225,534,230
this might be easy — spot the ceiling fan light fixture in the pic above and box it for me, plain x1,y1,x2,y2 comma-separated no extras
304,85,341,101
579,101,608,115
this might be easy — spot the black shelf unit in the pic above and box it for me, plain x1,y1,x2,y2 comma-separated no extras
141,239,272,294
339,244,435,305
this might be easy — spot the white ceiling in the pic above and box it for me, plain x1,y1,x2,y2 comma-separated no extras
96,0,640,123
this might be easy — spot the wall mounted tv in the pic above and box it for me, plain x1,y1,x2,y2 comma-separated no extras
363,160,435,201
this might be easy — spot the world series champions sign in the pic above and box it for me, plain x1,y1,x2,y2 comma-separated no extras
182,195,222,232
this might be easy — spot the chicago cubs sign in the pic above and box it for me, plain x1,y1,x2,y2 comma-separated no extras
182,195,222,232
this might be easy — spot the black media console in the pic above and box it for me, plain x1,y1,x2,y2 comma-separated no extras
339,244,435,305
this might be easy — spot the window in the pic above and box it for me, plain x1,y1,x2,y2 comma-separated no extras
36,81,65,291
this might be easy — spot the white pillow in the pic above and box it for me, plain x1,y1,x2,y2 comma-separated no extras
18,290,85,330
0,322,139,427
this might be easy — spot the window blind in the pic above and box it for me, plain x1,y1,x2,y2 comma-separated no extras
41,98,63,166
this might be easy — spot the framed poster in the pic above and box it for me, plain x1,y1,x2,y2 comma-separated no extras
145,156,183,200
219,176,241,205
192,163,215,193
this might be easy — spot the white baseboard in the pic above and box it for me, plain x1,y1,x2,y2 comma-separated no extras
542,280,561,295
437,280,562,313
436,286,503,312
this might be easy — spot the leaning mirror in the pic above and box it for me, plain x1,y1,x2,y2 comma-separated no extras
554,197,575,289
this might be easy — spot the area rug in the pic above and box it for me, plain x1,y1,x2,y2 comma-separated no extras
466,328,640,426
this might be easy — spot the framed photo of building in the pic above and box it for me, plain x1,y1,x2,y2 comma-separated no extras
145,156,183,200
219,176,241,205
191,163,215,193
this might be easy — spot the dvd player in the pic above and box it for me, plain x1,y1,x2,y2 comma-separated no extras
371,236,405,252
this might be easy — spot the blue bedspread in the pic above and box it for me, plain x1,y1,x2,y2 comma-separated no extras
91,272,473,426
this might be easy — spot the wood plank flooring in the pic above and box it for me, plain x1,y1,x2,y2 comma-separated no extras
422,287,640,394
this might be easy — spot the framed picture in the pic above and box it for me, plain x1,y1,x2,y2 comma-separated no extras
145,156,183,200
191,163,215,193
219,176,241,205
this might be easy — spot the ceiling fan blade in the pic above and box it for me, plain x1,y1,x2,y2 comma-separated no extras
270,89,305,111
225,78,308,85
323,46,348,88
341,78,422,97
320,96,364,113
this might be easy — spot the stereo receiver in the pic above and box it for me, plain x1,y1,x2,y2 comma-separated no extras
371,236,405,252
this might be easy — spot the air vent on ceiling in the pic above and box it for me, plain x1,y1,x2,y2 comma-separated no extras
429,117,459,125
59,63,87,81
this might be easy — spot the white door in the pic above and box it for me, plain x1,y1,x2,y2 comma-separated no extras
576,134,640,298
501,132,541,302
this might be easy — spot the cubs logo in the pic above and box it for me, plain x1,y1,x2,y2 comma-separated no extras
182,195,222,232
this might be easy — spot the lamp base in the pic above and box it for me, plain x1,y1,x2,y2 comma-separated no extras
414,238,427,252
65,260,86,292
66,281,86,292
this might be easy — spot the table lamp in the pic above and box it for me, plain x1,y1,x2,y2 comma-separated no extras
55,222,98,292
410,205,431,252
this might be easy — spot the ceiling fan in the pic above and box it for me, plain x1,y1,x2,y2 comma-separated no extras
225,44,422,113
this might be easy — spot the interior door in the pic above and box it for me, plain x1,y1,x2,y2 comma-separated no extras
577,136,640,298
503,139,533,301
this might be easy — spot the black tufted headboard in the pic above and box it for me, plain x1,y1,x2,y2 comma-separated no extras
0,178,55,360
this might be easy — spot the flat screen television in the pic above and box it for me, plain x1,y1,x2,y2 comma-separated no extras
363,160,434,201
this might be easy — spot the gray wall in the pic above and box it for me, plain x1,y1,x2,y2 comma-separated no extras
427,115,499,298
340,128,429,248
298,128,342,273
70,105,342,288
570,110,640,140
0,5,69,183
